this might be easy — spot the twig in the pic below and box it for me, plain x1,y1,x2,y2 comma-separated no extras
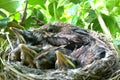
6,34,13,50
0,58,34,80
20,0,28,26
6,33,14,62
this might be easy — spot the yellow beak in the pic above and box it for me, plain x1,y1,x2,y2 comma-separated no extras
55,50,75,70
19,44,37,57
10,27,26,43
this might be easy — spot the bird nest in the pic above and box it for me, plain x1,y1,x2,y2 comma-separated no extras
0,22,120,80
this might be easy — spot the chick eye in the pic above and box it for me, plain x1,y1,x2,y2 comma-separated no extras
47,27,53,32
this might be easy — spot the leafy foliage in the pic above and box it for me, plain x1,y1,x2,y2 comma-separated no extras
0,0,24,13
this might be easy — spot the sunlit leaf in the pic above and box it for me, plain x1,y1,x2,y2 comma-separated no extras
28,0,46,9
28,0,46,5
57,0,69,8
68,4,79,15
93,0,106,12
60,18,67,22
71,14,79,25
114,15,120,29
105,0,115,12
11,12,21,21
0,0,24,13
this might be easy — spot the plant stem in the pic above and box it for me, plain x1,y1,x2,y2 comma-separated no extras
53,2,57,20
89,1,112,39
97,12,112,39
20,0,28,26
6,34,13,50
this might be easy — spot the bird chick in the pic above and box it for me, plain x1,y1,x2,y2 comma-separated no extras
55,50,75,70
10,27,26,44
35,49,56,69
19,44,37,68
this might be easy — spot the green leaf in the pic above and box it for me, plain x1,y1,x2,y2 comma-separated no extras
102,14,120,37
89,19,102,32
28,0,46,9
11,12,21,21
68,4,79,15
0,11,7,18
48,1,57,17
25,16,40,29
24,16,34,29
0,18,9,27
115,16,120,29
57,6,64,19
24,8,45,29
69,0,81,4
85,10,96,23
71,15,79,25
60,18,67,22
57,0,69,8
28,0,46,5
33,8,44,20
7,20,24,29
0,0,24,13
93,0,106,12
105,0,115,12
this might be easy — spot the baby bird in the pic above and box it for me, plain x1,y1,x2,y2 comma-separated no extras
19,44,38,68
55,50,76,70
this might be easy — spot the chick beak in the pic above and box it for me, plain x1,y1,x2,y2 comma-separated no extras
19,44,37,68
55,50,75,70
19,44,37,57
10,27,26,43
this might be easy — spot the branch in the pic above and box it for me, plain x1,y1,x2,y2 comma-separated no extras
20,0,28,26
